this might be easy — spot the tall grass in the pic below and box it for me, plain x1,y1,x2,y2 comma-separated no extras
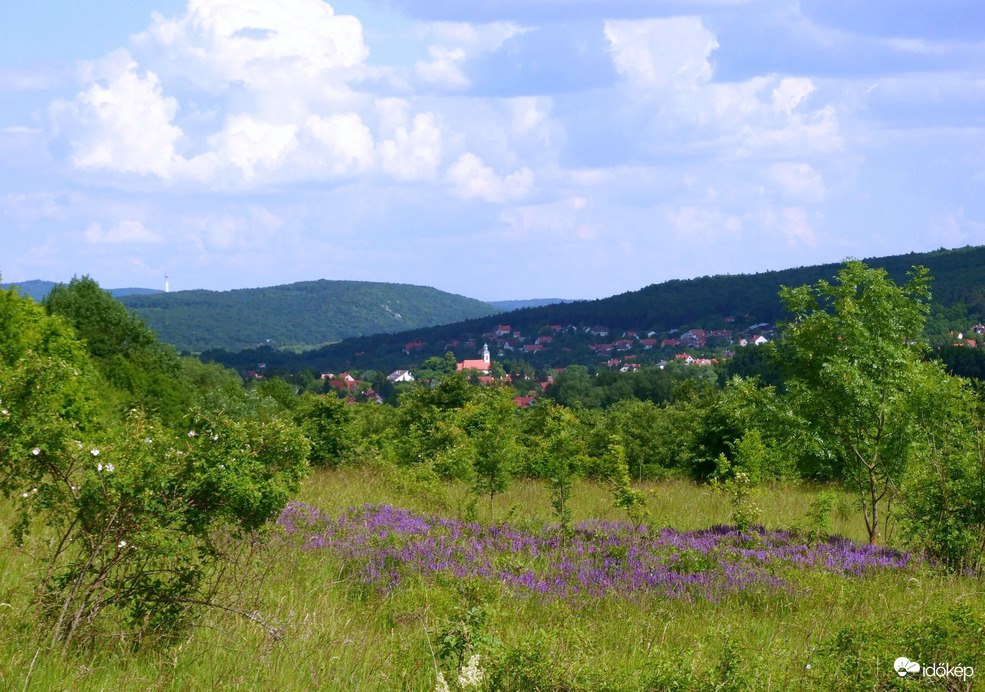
0,468,981,690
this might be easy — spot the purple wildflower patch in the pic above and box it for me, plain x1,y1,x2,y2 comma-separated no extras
277,503,917,600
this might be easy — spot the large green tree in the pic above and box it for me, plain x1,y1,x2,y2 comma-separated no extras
777,260,953,545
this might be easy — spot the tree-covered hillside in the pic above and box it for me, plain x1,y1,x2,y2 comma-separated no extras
202,245,985,375
118,280,500,353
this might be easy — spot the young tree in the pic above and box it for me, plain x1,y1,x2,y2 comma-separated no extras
462,388,520,520
777,260,949,545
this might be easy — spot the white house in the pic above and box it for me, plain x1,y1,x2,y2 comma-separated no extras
386,369,415,383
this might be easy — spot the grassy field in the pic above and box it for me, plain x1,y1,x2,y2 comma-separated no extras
1,468,982,691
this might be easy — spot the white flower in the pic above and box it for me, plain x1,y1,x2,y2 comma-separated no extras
434,671,451,692
97,463,103,472
32,448,40,456
211,434,219,441
118,540,127,548
176,451,183,455
105,463,115,473
457,655,485,690
1,410,8,416
144,438,152,443
806,664,811,670
21,492,28,498
219,464,225,470
188,431,197,437
91,449,100,456
31,488,37,494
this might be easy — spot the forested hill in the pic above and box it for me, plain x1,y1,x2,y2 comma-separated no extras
0,280,162,302
118,280,500,353
200,245,985,374
488,298,574,311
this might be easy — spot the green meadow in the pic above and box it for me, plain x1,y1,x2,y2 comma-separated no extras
2,469,982,691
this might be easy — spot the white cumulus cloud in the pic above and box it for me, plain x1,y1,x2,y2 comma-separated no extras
84,220,162,244
135,0,368,92
55,50,182,177
447,152,533,202
605,17,718,91
379,112,443,181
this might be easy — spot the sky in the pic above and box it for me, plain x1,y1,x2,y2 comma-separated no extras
1,0,984,301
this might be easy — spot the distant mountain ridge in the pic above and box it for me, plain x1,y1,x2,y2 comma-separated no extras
488,298,575,311
199,245,985,374
1,280,163,302
117,280,500,353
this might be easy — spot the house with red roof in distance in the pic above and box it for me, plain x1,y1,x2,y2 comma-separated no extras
477,375,497,385
680,329,707,347
606,358,621,368
524,344,545,354
327,378,359,393
535,336,553,345
494,325,512,336
545,325,563,332
662,338,679,347
590,325,610,337
614,339,634,351
513,396,536,408
457,343,491,373
404,341,425,354
321,372,355,382
640,339,658,349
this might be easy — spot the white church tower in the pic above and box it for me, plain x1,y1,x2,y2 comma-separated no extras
482,343,490,366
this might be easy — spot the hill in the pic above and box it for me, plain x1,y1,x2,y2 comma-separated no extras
0,280,163,302
199,245,985,375
488,298,574,311
118,280,500,353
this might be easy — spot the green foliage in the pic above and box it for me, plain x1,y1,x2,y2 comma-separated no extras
0,280,310,647
536,404,587,534
608,441,648,529
799,490,837,543
777,260,947,545
9,409,309,646
899,377,985,574
464,388,521,521
293,393,353,467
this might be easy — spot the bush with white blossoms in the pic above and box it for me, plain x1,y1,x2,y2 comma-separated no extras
0,277,311,646
457,655,486,690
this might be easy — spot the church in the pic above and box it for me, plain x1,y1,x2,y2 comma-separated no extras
457,344,491,374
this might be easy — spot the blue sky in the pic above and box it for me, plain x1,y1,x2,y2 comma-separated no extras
1,0,984,300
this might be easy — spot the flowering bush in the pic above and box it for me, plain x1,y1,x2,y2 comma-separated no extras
0,287,310,645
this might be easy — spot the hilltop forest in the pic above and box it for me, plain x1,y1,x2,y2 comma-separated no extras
200,245,985,377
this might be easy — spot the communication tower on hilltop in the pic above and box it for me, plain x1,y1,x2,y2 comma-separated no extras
165,273,169,293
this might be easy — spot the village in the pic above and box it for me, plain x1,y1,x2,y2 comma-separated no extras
310,319,778,407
